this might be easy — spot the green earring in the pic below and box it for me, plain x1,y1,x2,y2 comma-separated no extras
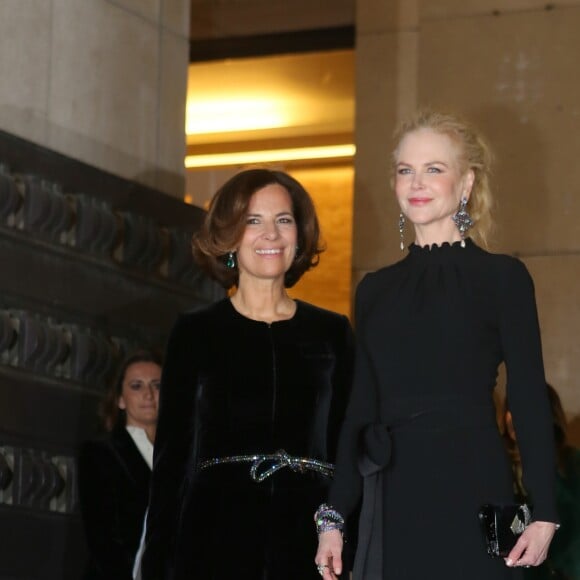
226,251,236,269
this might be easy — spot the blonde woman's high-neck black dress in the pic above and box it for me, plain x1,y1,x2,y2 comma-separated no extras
328,240,558,580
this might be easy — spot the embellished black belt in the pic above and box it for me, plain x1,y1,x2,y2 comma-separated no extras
198,449,334,482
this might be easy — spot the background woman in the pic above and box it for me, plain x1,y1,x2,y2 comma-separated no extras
141,169,354,579
315,110,558,579
78,350,162,580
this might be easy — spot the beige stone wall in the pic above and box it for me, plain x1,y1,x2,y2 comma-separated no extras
353,0,419,280
354,0,580,436
0,0,190,197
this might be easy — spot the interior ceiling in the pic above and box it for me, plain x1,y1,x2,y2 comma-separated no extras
186,49,355,147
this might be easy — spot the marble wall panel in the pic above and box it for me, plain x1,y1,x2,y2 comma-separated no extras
0,0,190,197
48,0,159,184
111,0,161,22
357,0,418,33
421,0,580,20
418,7,580,255
353,33,398,281
156,29,189,196
0,1,51,144
162,0,191,36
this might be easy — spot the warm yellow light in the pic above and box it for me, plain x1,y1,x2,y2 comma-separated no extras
186,98,289,134
184,144,355,168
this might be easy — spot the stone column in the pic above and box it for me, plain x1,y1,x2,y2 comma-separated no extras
352,0,419,287
0,0,190,197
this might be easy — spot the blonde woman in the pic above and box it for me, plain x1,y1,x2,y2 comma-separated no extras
315,110,558,580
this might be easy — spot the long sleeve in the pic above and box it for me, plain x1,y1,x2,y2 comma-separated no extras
141,315,199,580
498,258,558,523
78,441,135,580
328,277,380,518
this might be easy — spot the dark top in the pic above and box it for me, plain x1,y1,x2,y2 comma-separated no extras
141,298,354,580
329,239,558,579
78,425,151,580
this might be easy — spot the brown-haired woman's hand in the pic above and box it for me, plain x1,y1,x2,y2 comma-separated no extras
315,529,343,578
505,521,558,568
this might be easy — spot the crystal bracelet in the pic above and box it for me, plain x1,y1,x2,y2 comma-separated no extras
314,503,345,535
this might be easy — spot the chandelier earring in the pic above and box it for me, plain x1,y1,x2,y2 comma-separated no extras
452,197,473,248
398,213,406,251
225,251,236,269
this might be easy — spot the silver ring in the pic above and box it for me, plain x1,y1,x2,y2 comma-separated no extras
317,563,329,572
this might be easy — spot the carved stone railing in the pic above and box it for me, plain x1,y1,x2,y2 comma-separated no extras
0,129,220,579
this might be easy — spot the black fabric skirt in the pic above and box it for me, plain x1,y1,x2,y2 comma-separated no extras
172,467,327,580
357,408,524,580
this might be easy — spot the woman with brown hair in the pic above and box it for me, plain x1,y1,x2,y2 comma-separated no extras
141,169,354,579
315,109,558,579
78,350,162,580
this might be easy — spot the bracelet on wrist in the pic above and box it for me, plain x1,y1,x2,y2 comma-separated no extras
314,503,345,535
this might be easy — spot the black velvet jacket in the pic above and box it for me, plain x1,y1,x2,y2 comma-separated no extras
78,425,151,580
141,298,354,580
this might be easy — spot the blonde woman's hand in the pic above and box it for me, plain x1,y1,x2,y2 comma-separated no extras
505,521,558,568
315,529,343,578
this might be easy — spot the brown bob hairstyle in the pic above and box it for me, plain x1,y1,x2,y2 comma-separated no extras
192,169,323,289
100,349,163,432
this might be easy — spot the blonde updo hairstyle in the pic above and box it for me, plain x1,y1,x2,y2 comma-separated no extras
392,109,494,247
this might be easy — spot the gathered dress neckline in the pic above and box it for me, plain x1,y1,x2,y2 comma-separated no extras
408,237,473,254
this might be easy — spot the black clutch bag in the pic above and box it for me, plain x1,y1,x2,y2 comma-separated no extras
478,503,532,558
